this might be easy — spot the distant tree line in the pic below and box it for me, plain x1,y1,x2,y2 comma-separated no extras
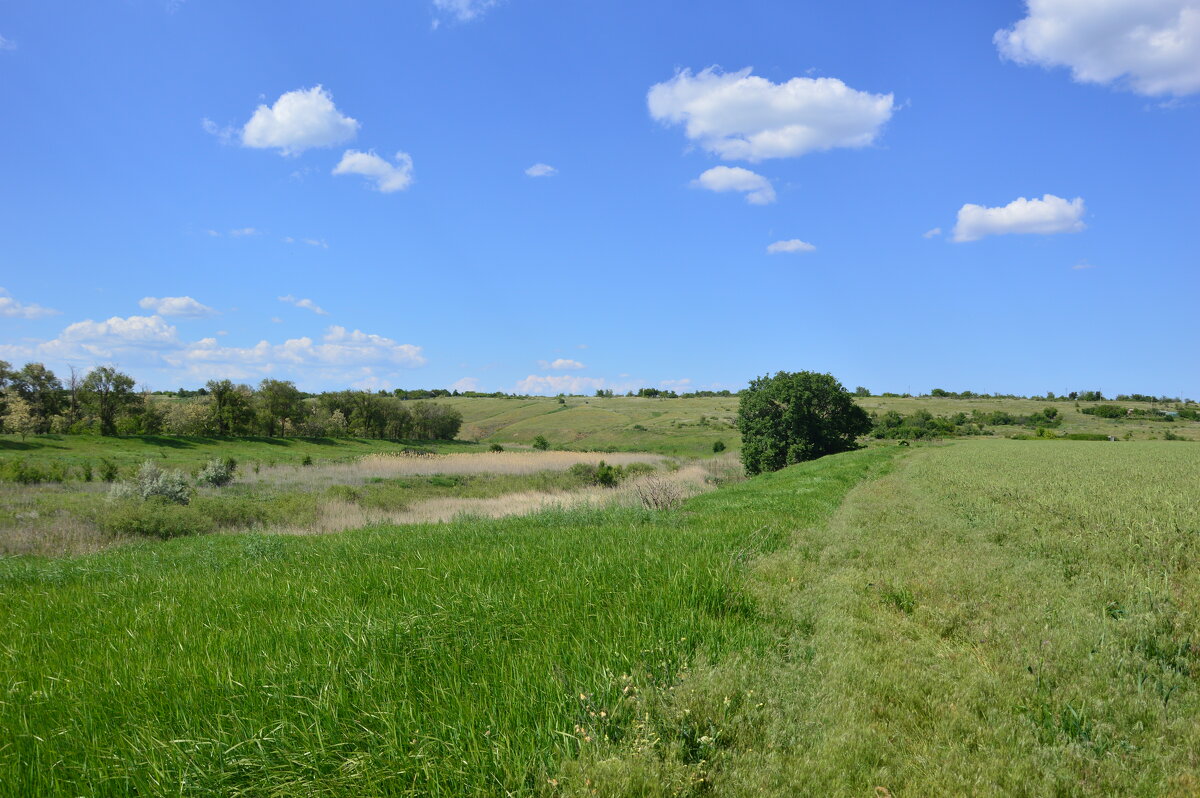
0,361,461,440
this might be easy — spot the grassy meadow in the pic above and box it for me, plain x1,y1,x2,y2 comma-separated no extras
2,440,1199,795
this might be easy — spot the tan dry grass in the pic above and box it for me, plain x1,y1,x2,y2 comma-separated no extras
273,464,712,534
0,514,125,557
244,450,667,489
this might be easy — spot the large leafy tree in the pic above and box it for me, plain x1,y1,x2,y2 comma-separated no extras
736,371,871,475
80,366,137,436
11,363,63,433
206,379,254,435
257,379,305,436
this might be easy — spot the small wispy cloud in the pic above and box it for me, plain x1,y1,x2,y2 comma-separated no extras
525,163,558,178
538,358,585,370
1072,262,1097,270
766,239,816,254
201,117,235,145
433,0,500,23
278,295,329,315
283,236,329,249
691,166,776,205
333,150,414,193
0,34,16,52
229,227,259,237
139,296,219,318
0,287,59,319
923,227,942,238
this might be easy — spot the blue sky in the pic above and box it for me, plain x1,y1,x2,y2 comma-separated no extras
1,0,1197,397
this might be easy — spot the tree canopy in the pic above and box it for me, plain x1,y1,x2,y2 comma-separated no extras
736,371,871,475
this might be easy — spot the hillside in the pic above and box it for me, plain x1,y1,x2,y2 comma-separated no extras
432,395,1198,455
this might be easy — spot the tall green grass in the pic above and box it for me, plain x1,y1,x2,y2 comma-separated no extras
0,448,899,796
556,441,1200,795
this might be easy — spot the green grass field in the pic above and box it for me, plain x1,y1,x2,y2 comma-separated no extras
2,440,1198,795
0,433,479,474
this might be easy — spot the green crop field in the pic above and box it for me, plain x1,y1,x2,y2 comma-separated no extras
2,440,1198,795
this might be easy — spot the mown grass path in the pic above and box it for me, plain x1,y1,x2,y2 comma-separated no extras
0,448,899,796
558,441,1200,796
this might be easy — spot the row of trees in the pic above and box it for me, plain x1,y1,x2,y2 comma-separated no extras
0,361,462,441
0,363,138,437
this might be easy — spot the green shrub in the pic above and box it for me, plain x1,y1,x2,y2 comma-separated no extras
712,440,726,453
594,461,620,488
97,499,214,539
624,462,656,478
99,459,119,483
80,461,94,482
532,435,550,451
0,460,65,484
326,485,361,503
489,443,505,452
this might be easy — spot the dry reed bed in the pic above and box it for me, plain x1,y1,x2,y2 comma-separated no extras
243,450,667,488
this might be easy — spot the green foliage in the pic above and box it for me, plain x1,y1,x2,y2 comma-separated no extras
532,434,551,451
301,455,314,466
737,371,871,474
489,443,505,452
97,498,214,539
98,458,119,483
0,459,68,484
712,440,726,453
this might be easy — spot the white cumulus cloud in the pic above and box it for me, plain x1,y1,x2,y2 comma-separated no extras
0,288,59,319
241,85,360,155
333,150,414,193
766,239,816,254
525,163,558,177
138,296,218,318
648,66,896,162
278,295,329,315
177,326,425,369
953,194,1086,242
996,0,1200,96
538,358,585,370
691,166,777,205
449,377,481,392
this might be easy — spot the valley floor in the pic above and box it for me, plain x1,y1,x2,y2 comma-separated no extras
1,441,1196,796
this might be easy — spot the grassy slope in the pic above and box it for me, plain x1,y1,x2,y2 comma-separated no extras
0,434,479,473
436,396,740,456
559,441,1200,796
439,396,1199,454
0,448,898,797
0,395,1194,471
